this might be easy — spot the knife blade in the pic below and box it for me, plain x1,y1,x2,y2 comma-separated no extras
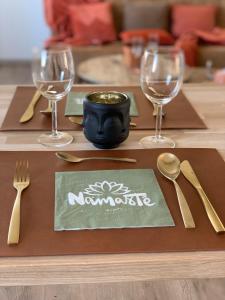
19,90,42,123
180,160,225,233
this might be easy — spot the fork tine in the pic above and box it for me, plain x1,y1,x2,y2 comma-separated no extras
18,161,23,182
14,160,29,183
22,160,28,182
25,160,29,182
14,161,18,182
15,161,21,182
21,161,25,182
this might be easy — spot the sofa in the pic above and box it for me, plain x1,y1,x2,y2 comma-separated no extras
44,0,225,68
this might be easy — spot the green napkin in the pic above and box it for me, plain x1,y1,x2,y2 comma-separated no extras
55,169,174,231
65,92,139,116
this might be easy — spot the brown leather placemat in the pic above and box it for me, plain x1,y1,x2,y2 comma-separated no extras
0,86,206,131
0,148,224,257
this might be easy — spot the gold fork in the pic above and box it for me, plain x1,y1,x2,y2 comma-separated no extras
7,161,30,245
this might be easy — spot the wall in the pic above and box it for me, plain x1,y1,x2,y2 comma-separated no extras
0,0,50,60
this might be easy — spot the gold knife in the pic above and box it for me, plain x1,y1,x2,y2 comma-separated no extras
19,90,42,123
180,160,225,233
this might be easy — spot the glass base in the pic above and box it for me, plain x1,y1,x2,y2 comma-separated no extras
139,135,175,149
38,131,73,147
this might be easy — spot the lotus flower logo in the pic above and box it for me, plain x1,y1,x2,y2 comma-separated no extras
68,180,156,208
83,181,130,196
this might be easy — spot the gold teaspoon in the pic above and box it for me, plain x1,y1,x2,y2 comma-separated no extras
157,153,195,229
56,152,136,163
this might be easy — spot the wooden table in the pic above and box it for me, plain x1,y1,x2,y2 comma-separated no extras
77,54,214,85
0,84,225,299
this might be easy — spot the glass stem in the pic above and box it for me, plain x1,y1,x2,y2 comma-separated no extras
155,104,163,140
51,101,58,137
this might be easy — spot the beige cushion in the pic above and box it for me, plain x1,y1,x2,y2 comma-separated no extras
123,1,170,31
217,3,225,27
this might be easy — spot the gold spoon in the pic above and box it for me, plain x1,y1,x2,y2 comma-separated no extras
157,153,195,229
56,152,137,163
68,116,137,127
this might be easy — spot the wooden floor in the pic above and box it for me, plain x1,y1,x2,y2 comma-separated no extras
0,61,32,85
0,279,225,300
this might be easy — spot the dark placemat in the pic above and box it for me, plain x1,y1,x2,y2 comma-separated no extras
0,148,224,257
0,86,206,131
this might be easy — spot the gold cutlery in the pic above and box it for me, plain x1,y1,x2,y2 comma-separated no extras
40,100,53,115
68,116,137,127
180,160,225,233
68,116,83,125
19,90,42,123
56,152,137,163
157,153,195,229
8,161,30,245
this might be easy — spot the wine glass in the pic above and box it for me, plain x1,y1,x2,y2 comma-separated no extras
32,46,75,147
140,46,184,148
131,36,144,59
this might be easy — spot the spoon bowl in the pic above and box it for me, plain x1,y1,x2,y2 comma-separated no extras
157,152,180,180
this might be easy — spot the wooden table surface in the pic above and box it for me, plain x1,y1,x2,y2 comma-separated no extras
0,84,225,288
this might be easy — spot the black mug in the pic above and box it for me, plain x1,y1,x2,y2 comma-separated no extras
83,91,130,149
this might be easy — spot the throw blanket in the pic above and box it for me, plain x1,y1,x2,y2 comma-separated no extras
176,27,225,66
195,27,225,45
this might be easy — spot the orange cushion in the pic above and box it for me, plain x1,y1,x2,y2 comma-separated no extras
120,29,174,45
43,0,102,34
69,2,117,45
172,4,217,37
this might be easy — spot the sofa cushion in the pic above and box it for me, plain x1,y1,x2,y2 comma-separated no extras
44,0,101,34
172,4,217,37
120,29,174,45
69,2,117,45
123,1,170,31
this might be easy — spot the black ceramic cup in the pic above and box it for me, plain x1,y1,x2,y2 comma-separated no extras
83,91,130,149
